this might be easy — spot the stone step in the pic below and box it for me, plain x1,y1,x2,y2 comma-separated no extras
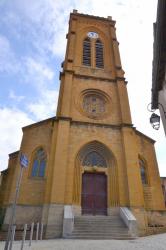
74,219,125,223
74,225,128,230
75,216,121,219
75,217,124,221
73,228,129,232
71,232,130,236
66,213,134,240
72,232,130,236
74,221,125,225
68,235,135,240
74,226,126,229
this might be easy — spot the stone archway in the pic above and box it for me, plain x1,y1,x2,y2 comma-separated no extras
73,141,119,213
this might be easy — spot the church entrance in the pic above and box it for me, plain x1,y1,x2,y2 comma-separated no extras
81,172,107,215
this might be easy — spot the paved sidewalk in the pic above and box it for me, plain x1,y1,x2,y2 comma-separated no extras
0,233,166,250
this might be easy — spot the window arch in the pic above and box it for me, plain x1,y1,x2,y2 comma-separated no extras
83,37,91,66
31,148,47,177
82,35,104,68
95,39,104,68
82,151,107,167
139,159,148,185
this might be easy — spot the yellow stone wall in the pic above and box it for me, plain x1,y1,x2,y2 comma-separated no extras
0,152,19,206
0,119,53,207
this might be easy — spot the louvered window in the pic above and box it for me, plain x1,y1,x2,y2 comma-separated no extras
83,38,91,66
95,39,104,68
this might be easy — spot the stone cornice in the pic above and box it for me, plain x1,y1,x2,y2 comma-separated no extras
9,151,20,157
56,116,72,122
22,117,55,131
134,129,155,143
74,73,116,83
71,120,133,129
70,12,116,26
60,70,126,83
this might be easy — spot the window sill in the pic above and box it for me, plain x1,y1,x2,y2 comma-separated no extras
28,176,46,181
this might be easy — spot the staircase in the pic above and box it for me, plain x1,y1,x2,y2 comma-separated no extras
66,214,135,239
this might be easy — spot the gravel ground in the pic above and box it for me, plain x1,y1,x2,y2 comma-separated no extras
1,234,166,250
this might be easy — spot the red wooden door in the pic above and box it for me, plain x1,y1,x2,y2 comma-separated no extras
81,173,107,215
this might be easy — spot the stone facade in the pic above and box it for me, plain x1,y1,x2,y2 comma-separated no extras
0,10,165,237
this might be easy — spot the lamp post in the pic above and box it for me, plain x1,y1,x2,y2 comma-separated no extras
147,103,166,130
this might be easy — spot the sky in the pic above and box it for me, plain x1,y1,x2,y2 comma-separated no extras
0,0,165,175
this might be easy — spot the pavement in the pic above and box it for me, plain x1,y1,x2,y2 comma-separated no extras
0,233,166,250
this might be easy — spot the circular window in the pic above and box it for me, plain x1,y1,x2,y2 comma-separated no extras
83,94,106,117
77,89,111,119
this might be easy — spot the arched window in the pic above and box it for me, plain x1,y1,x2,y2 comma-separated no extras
82,35,104,68
139,159,147,185
31,148,47,177
95,39,104,68
83,37,91,66
82,151,107,167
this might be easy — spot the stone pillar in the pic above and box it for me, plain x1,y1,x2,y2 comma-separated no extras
121,127,144,207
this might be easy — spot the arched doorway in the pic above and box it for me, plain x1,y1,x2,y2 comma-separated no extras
73,141,119,214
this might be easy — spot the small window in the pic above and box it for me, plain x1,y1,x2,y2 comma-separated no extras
139,159,147,185
31,148,47,178
83,151,107,167
95,39,104,68
83,37,91,66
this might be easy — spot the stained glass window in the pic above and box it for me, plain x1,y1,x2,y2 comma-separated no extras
31,148,47,178
82,151,107,167
139,159,147,185
83,94,105,117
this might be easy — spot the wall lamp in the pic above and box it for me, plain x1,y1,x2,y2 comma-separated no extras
147,103,166,130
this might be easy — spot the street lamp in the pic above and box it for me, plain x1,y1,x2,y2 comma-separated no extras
147,103,166,130
150,113,160,130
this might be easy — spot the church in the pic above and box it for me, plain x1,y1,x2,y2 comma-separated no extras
0,10,166,239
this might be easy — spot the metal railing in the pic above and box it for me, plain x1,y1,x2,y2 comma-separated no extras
4,222,44,250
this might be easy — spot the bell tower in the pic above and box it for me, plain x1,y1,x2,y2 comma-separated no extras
56,10,132,126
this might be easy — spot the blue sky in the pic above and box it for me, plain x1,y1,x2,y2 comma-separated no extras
0,0,165,175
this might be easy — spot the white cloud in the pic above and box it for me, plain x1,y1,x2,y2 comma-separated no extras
0,35,19,74
25,57,54,83
0,107,34,171
27,89,59,120
9,90,25,102
22,56,58,120
24,57,57,120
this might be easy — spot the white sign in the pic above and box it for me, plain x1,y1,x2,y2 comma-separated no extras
20,153,29,168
